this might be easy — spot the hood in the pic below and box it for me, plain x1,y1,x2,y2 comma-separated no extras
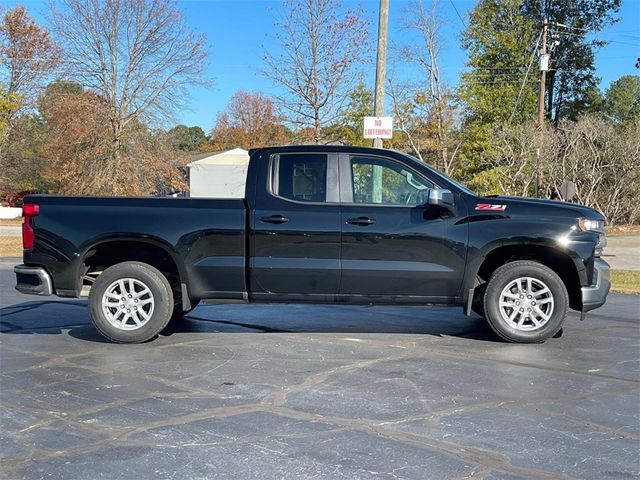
479,196,605,221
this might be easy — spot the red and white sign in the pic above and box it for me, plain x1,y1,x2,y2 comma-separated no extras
363,116,393,139
475,203,507,211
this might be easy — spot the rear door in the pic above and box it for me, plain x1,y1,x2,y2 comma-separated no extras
339,153,465,301
250,152,341,298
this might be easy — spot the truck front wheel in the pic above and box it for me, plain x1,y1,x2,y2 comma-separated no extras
483,260,568,343
88,261,174,343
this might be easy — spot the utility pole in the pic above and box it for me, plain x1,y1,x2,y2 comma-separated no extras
372,0,389,149
536,20,548,198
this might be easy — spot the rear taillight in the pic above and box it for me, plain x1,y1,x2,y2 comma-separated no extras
22,203,39,250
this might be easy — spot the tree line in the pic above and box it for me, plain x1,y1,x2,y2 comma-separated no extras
1,0,638,224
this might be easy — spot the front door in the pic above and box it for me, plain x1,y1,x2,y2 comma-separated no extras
250,152,341,297
339,154,465,301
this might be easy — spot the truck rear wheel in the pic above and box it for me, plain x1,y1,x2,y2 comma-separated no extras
483,260,568,343
88,261,174,343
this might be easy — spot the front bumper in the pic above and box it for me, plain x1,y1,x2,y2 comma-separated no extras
581,258,610,312
14,265,53,296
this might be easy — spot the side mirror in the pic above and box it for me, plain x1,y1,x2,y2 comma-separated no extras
428,189,454,209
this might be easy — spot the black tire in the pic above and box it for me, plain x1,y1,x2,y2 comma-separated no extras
88,261,174,343
483,260,568,343
172,299,200,320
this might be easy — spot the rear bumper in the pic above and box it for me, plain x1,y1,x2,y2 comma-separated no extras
581,258,610,312
14,265,53,296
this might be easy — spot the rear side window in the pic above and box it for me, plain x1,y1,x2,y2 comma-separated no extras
275,154,327,202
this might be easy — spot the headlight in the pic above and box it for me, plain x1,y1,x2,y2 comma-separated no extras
578,218,605,233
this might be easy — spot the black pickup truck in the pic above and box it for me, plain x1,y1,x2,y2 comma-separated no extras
15,145,610,344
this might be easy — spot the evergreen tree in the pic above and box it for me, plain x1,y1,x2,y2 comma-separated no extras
603,75,640,124
457,0,538,175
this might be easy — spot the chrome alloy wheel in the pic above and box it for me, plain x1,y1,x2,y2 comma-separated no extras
498,277,555,331
101,278,154,330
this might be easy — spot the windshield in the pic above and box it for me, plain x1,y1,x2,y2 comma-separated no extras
394,151,476,196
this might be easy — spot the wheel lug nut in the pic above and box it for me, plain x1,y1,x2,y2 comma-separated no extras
121,297,125,301
134,307,137,310
520,308,524,312
128,294,132,298
127,309,131,313
135,299,138,303
516,301,520,305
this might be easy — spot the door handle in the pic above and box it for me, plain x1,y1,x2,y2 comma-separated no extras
261,215,289,224
346,216,376,226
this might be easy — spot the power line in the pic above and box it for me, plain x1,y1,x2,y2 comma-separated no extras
448,0,467,29
465,67,532,71
464,80,534,85
598,55,640,59
509,30,543,124
553,29,639,46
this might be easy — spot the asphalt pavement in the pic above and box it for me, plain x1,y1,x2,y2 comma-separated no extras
1,257,639,479
602,234,640,271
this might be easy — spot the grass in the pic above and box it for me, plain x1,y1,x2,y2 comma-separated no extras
0,236,22,257
607,225,640,236
0,218,21,226
610,270,640,295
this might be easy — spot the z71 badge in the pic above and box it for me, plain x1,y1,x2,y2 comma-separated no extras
475,203,507,211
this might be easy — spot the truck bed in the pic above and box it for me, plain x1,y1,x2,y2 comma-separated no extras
23,195,247,299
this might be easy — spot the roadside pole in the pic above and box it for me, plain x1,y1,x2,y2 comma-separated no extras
372,0,389,202
372,0,389,149
536,20,548,198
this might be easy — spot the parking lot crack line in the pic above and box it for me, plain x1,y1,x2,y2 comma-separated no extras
454,465,494,479
531,406,640,440
248,404,575,479
261,353,415,407
406,347,640,385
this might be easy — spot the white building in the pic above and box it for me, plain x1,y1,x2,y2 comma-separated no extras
187,148,249,198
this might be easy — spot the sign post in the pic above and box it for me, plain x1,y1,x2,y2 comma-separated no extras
363,116,393,202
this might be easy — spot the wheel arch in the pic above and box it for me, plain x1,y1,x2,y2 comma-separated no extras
77,236,189,298
470,244,583,311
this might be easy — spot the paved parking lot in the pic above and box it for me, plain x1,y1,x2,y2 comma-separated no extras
1,257,639,479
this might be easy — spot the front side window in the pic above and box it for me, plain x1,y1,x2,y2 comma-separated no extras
276,154,327,202
350,156,433,206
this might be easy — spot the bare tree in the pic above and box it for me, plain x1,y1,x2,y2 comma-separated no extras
39,88,186,196
0,5,59,150
50,0,208,165
262,0,369,142
387,79,427,161
545,115,640,225
0,6,59,103
489,122,538,197
479,114,640,225
394,0,459,174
